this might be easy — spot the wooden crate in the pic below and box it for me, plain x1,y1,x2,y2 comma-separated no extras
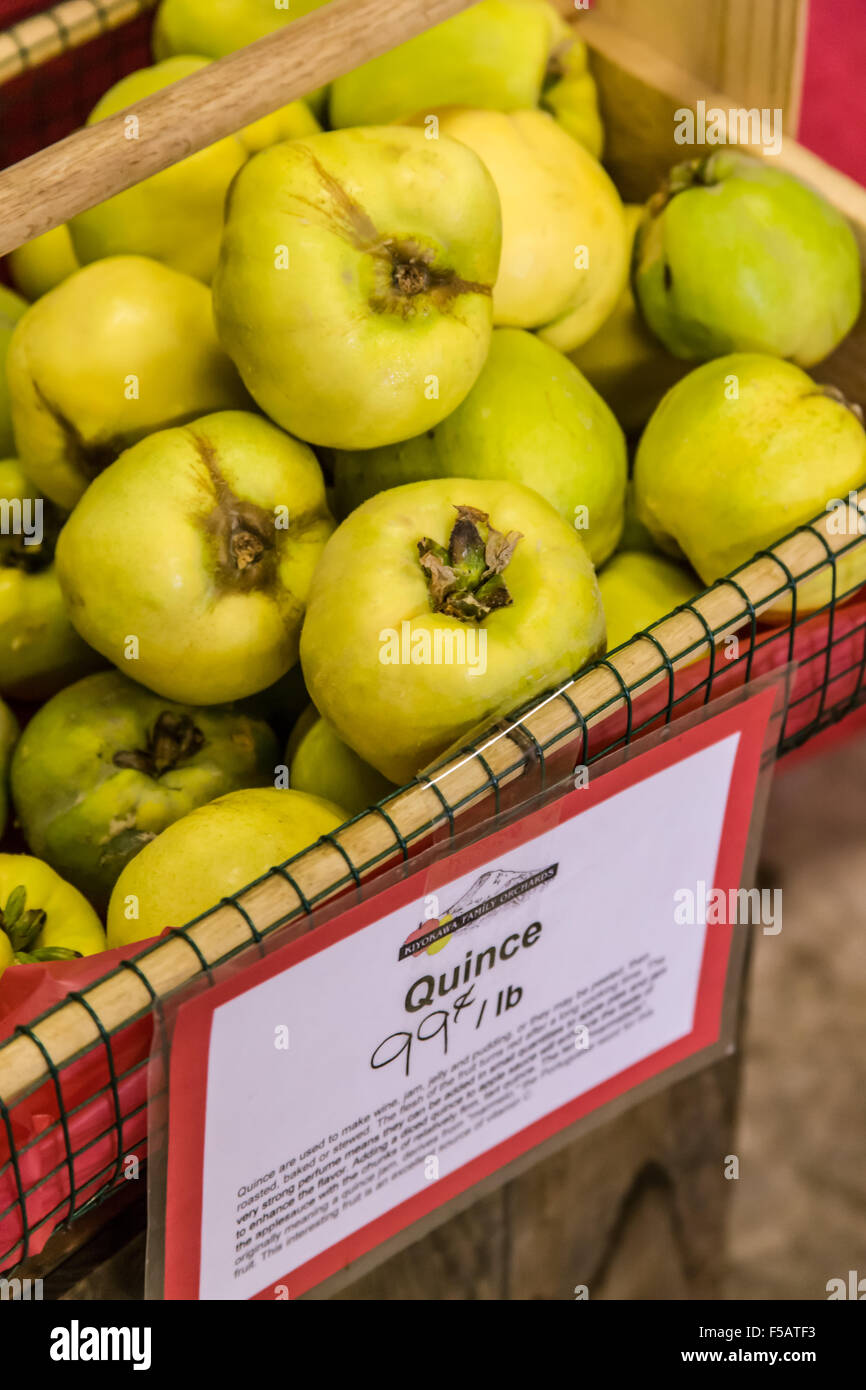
0,0,864,1298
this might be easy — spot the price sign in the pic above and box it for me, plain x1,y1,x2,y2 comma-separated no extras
156,684,779,1300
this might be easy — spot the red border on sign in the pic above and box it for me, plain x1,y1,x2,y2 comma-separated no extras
163,686,777,1300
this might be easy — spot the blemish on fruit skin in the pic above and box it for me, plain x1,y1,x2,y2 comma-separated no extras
31,380,124,484
287,146,492,318
187,431,278,595
101,813,139,843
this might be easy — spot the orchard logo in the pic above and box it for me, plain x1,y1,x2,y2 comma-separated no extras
400,864,558,961
379,620,487,676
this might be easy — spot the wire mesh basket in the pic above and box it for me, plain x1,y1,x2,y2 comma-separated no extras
1,0,866,1273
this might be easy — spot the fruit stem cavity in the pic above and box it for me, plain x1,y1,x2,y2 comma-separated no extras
418,505,523,622
113,711,206,779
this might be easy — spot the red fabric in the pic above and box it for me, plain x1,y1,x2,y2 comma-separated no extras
0,935,160,1267
799,0,866,185
0,0,55,22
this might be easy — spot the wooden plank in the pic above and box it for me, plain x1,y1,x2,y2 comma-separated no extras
0,0,476,256
332,1188,509,1300
592,0,809,131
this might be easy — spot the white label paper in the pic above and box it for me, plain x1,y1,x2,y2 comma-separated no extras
195,731,740,1299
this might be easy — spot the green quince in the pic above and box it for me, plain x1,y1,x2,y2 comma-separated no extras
55,410,335,704
0,855,106,974
331,0,560,127
427,108,627,347
213,126,501,449
633,354,866,616
107,786,347,947
11,669,279,909
7,255,249,510
7,225,79,301
0,285,28,457
152,0,332,116
300,479,605,785
0,458,103,700
633,151,862,366
154,0,331,56
541,25,604,157
287,705,395,817
599,550,701,651
69,57,247,283
333,328,627,567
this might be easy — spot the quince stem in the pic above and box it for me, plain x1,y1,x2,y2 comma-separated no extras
418,505,522,622
0,885,48,954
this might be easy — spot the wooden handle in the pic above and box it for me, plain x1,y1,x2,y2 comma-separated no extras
0,489,861,1107
0,0,476,257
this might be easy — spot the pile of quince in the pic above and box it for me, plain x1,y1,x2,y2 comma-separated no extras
0,0,864,970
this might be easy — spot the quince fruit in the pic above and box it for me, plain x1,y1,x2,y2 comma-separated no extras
0,855,106,973
430,108,626,346
332,1,575,129
7,255,249,510
333,328,627,567
0,458,103,701
7,225,79,301
599,550,701,651
542,25,604,158
11,669,279,909
213,126,501,449
633,151,861,366
633,354,866,616
300,479,605,785
287,705,395,817
0,285,28,457
107,786,347,946
55,410,335,704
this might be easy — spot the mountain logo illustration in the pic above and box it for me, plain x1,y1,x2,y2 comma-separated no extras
400,864,558,961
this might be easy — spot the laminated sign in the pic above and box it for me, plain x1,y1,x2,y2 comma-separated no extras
155,684,780,1299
